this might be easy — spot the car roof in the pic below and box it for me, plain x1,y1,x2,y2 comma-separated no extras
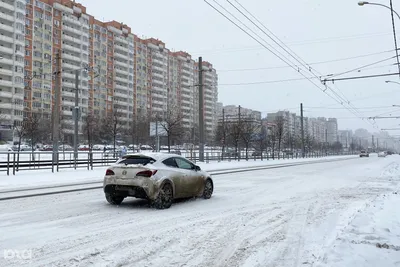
123,152,183,161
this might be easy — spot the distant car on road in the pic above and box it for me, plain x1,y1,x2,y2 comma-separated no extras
103,153,213,209
378,151,387,157
359,150,369,157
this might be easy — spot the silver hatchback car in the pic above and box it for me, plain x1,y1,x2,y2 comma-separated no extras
103,153,214,209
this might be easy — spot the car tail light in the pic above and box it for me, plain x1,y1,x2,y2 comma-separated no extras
106,169,115,176
136,170,157,177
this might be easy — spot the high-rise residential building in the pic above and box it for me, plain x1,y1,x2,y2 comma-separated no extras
1,0,219,143
326,118,338,144
144,38,169,118
169,51,196,130
0,0,25,140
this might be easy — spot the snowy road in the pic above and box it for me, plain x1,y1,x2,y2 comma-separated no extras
1,155,400,267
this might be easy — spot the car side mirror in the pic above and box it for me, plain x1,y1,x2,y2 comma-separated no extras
194,165,201,171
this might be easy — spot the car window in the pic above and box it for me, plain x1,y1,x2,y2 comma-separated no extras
162,157,178,168
175,158,194,170
116,156,155,165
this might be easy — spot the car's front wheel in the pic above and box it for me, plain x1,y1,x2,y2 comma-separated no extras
105,193,124,205
153,183,173,209
203,179,213,199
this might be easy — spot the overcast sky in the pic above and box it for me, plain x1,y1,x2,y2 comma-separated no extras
79,0,400,133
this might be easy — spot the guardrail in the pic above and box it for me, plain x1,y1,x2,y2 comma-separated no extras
0,150,356,175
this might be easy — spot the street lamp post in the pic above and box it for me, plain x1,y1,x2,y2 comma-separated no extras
358,1,400,20
358,1,400,77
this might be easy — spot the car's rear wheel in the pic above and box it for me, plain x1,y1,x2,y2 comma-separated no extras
203,179,213,199
105,193,124,205
153,183,173,209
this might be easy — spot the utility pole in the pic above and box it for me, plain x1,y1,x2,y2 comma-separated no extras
300,103,305,158
238,105,241,159
52,52,61,170
73,69,80,167
222,108,225,158
198,57,204,162
377,138,379,151
155,120,160,152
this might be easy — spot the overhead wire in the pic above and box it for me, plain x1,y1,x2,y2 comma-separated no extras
323,56,397,79
227,0,373,126
214,0,378,129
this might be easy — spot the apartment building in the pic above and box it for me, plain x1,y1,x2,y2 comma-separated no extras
1,0,219,143
219,105,261,121
0,0,25,140
170,51,196,130
144,38,169,119
326,118,338,144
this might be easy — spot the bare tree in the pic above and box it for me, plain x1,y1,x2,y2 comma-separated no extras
157,106,186,152
225,121,241,158
240,118,260,160
215,121,228,159
129,115,151,150
100,108,126,155
82,113,101,151
274,116,285,153
252,123,268,157
268,126,277,159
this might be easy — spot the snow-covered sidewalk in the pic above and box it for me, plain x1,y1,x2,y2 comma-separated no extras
316,172,400,266
0,155,357,191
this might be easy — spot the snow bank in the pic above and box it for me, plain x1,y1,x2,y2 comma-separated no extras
318,181,400,266
0,155,357,191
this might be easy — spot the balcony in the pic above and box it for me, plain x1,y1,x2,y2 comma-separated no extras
114,91,127,98
0,102,12,109
115,83,126,90
0,12,14,22
63,15,80,26
115,68,129,76
0,90,12,98
0,45,12,55
62,109,73,116
62,62,78,70
13,93,24,100
114,45,128,54
62,81,75,89
114,76,128,84
114,59,129,68
62,90,75,98
62,100,75,107
62,71,75,80
114,50,128,60
62,34,81,45
0,68,12,76
0,1,15,12
0,80,13,87
63,24,84,37
62,53,81,63
0,34,14,44
0,23,14,34
63,42,81,54
14,104,24,111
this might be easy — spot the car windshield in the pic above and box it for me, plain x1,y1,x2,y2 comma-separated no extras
116,156,155,165
361,150,366,153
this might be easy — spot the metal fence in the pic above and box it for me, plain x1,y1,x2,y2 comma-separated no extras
0,150,357,175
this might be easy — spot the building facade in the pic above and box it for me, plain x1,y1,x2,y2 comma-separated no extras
0,0,26,140
0,0,219,142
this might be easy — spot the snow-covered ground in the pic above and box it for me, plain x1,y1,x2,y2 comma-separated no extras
0,155,399,267
0,155,357,191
